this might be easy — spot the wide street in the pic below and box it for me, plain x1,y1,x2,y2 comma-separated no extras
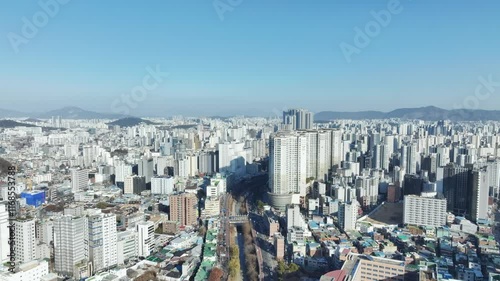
230,173,277,281
250,211,278,281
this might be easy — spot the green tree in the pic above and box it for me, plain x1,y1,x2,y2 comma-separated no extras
277,260,287,280
257,200,265,212
288,263,300,273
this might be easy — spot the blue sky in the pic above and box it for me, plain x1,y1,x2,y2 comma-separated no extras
1,0,500,117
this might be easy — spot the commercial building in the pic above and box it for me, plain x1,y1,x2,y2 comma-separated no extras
342,254,406,281
442,164,470,214
20,190,46,207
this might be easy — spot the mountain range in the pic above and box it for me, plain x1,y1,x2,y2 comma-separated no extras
2,105,500,121
315,106,500,121
0,106,126,119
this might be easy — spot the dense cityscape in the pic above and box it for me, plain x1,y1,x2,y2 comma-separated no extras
0,108,499,281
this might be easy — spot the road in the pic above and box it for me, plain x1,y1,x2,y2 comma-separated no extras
250,212,278,281
239,175,277,281
218,193,231,280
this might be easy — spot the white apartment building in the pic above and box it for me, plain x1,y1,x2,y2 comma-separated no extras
151,176,174,195
54,215,88,278
339,201,359,231
136,221,154,257
71,169,88,193
404,195,447,227
117,230,139,265
286,205,304,229
13,219,36,263
114,163,133,183
269,132,308,196
269,130,345,209
87,211,117,273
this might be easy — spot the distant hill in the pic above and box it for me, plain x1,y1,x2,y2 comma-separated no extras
0,119,37,128
107,117,158,127
24,118,45,123
315,106,500,121
0,106,129,119
35,106,127,119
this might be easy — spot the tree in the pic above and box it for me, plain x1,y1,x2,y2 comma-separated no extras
277,261,300,281
277,260,287,276
288,263,300,273
229,258,240,278
256,200,265,212
96,202,111,209
208,267,224,281
199,226,207,237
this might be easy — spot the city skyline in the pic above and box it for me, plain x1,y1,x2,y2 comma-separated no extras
2,1,500,116
2,1,500,280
